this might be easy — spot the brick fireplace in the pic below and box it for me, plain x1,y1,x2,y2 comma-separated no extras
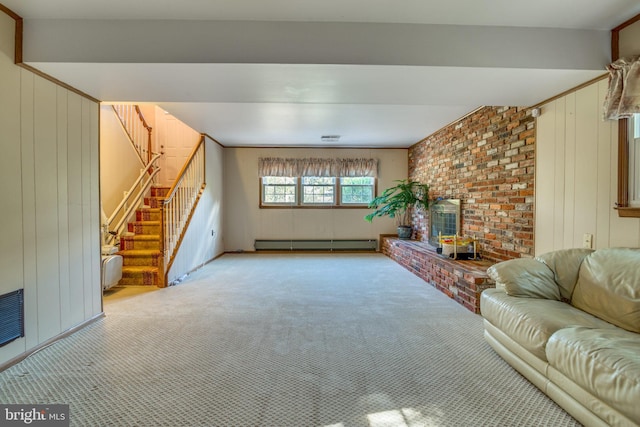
382,237,493,313
410,106,535,263
381,106,536,313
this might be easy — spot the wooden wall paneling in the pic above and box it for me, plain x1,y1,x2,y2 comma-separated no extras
34,75,62,341
553,98,567,251
66,92,85,327
534,101,556,254
89,101,101,314
80,98,93,318
595,80,614,249
56,86,72,330
573,84,599,247
0,14,26,360
20,69,39,348
563,92,577,248
0,20,23,296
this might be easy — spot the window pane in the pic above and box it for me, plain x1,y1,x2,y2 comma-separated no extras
340,177,375,204
302,176,335,204
262,176,296,204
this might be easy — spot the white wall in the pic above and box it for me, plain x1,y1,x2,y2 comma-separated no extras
223,147,407,252
535,79,640,254
167,139,225,283
0,12,102,366
99,105,145,218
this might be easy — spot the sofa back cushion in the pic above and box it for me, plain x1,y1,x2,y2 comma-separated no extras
572,248,640,333
536,248,594,301
487,258,560,300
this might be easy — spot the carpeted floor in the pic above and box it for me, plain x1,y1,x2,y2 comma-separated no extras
0,253,580,426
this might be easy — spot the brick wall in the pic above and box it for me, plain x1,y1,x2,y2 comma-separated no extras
409,106,535,262
382,237,494,313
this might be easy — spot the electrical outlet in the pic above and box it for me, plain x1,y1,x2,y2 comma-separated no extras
582,233,593,249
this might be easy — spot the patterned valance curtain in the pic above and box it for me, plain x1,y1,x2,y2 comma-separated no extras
258,157,378,177
298,158,337,177
604,56,640,120
338,158,378,177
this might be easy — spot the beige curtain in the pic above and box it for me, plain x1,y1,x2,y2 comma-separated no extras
298,158,337,177
258,157,378,177
338,158,378,177
258,157,300,177
604,56,640,120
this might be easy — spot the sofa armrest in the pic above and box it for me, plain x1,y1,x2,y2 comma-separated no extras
487,258,561,300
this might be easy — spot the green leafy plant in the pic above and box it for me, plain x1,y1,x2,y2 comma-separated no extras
364,179,429,226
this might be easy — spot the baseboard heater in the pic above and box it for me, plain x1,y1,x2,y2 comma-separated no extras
254,239,377,251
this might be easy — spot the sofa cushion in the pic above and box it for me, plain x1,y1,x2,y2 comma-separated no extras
480,289,617,361
536,248,593,301
487,258,560,300
546,326,640,424
571,248,640,333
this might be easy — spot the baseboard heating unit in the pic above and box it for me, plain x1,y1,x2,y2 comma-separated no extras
254,239,377,251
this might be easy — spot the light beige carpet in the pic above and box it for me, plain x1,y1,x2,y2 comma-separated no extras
0,253,580,426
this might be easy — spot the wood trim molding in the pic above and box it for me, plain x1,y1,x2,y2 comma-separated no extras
616,207,640,217
0,3,21,20
617,119,630,208
203,133,226,148
612,12,640,217
13,14,22,63
530,74,608,109
1,5,100,103
612,12,640,33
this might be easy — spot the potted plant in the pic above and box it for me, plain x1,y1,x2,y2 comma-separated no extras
364,179,429,239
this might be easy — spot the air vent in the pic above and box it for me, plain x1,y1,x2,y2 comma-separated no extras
320,135,341,142
0,289,24,347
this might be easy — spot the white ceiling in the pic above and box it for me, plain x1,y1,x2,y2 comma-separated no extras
4,0,640,148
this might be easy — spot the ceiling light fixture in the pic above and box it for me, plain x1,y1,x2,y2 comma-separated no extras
320,135,341,142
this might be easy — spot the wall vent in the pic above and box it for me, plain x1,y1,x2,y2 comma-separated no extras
0,289,24,347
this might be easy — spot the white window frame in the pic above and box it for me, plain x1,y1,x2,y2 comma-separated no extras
261,176,297,205
339,177,376,205
301,177,336,205
260,176,376,208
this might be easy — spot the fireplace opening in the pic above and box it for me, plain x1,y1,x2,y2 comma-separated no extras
429,199,461,246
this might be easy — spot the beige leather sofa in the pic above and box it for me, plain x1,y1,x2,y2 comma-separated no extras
480,247,640,427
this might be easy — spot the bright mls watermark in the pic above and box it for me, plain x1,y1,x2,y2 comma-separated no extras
0,405,69,426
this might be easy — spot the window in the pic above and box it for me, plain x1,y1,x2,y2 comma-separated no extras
260,176,375,207
258,157,378,208
340,177,375,204
612,21,640,217
302,177,335,204
262,176,297,204
630,113,640,207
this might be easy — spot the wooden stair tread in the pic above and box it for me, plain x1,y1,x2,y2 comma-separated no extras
124,234,160,241
122,266,159,273
118,249,161,256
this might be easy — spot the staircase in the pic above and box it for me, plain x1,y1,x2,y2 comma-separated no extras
118,186,170,287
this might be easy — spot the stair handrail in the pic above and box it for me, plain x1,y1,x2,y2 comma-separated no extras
112,104,154,166
104,153,162,245
163,135,206,272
